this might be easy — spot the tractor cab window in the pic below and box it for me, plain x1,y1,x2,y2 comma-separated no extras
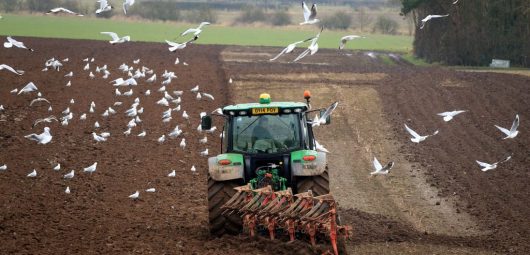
232,114,300,154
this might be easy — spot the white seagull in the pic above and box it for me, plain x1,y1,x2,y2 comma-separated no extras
65,186,71,194
168,170,176,177
24,127,52,144
84,162,97,174
420,14,449,29
293,27,323,62
300,2,319,25
129,191,139,199
32,115,58,127
123,0,135,14
404,124,439,143
92,132,107,142
96,0,113,14
495,114,520,139
312,101,338,127
339,35,365,50
269,37,314,61
437,110,467,122
145,188,156,193
180,22,210,36
27,169,37,178
4,37,34,51
63,170,75,179
476,154,512,172
370,157,395,176
0,164,7,171
53,163,61,171
17,82,38,94
0,64,24,75
165,35,199,52
46,7,84,16
101,32,130,44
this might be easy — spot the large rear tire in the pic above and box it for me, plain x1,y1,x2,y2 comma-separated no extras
208,175,243,236
295,169,330,196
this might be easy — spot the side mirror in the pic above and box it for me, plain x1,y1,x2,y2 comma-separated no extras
201,115,212,130
319,109,331,125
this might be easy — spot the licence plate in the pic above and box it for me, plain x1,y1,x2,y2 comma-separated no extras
252,107,279,115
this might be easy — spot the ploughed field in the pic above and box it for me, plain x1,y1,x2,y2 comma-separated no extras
0,38,529,254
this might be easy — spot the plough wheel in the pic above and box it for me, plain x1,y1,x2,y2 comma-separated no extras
208,175,243,236
296,169,330,196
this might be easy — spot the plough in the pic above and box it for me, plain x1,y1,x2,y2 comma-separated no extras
222,184,352,255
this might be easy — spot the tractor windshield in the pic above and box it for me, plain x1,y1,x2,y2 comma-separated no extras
231,114,301,154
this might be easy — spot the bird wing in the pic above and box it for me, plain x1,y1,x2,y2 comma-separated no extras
269,47,289,61
404,124,421,139
319,101,338,123
101,32,119,41
165,40,181,47
437,111,450,116
197,22,210,29
98,0,107,9
293,48,310,62
510,114,519,133
475,160,492,168
381,161,395,172
309,4,317,20
180,28,195,36
302,1,311,21
30,98,51,106
0,64,23,75
494,125,511,136
372,157,382,171
499,154,512,164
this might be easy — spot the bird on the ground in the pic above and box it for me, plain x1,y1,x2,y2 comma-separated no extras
205,126,217,133
0,164,7,171
269,37,315,61
293,27,324,62
339,35,365,50
200,149,208,156
191,165,197,174
168,170,176,177
404,124,439,143
46,7,84,16
70,98,75,104
437,110,466,122
147,74,156,83
84,162,97,174
65,71,73,77
158,135,166,143
24,127,52,144
175,58,180,65
300,1,319,25
4,37,34,51
212,108,223,115
199,136,207,144
27,169,37,177
370,157,395,176
495,114,519,139
94,121,100,128
168,125,182,138
138,130,146,137
30,97,51,106
0,64,24,75
190,85,199,93
32,115,58,127
129,191,139,199
180,22,210,36
476,154,512,172
80,113,87,120
420,14,449,29
63,170,75,179
53,163,60,171
17,82,38,95
100,132,110,138
145,188,156,192
229,78,232,84
101,32,130,44
65,186,71,194
166,35,199,52
123,89,133,96
92,132,107,142
180,138,186,149
122,0,135,14
96,0,113,14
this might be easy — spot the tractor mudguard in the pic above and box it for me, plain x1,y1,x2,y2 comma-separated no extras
291,150,327,176
208,154,244,181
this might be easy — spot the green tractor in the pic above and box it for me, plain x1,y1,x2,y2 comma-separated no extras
201,92,349,254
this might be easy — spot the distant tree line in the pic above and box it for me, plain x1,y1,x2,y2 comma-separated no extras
401,0,530,67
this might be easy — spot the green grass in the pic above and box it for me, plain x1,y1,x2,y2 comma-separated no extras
0,14,413,52
401,53,431,66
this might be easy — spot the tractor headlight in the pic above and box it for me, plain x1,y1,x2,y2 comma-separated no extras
283,109,292,114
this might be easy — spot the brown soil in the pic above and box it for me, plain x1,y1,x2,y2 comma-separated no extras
0,38,529,254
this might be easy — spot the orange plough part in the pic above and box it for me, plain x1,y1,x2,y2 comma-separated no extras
221,185,352,255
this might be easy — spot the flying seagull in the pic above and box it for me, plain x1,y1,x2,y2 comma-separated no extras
0,64,24,75
4,37,33,51
370,156,395,176
312,101,338,127
437,110,466,122
30,97,51,106
24,127,52,144
123,0,135,14
101,32,130,44
420,14,449,29
476,154,512,172
96,0,113,14
495,114,519,139
165,35,199,52
339,35,365,50
269,36,315,61
180,22,210,36
33,115,58,127
404,124,439,143
293,27,324,62
46,7,84,16
300,1,319,25
18,82,38,95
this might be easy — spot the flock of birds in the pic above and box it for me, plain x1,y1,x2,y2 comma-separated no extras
0,33,223,200
370,111,520,176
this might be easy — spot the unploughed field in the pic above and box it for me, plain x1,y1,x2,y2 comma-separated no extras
0,37,529,255
0,14,413,52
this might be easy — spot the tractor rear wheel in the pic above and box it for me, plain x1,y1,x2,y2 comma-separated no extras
296,169,330,196
208,175,243,236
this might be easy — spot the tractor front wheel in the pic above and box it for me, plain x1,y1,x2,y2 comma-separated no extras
208,175,243,236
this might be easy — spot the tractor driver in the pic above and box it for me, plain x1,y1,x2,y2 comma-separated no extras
251,115,286,153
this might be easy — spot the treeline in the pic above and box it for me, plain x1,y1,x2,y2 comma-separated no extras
401,0,530,67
